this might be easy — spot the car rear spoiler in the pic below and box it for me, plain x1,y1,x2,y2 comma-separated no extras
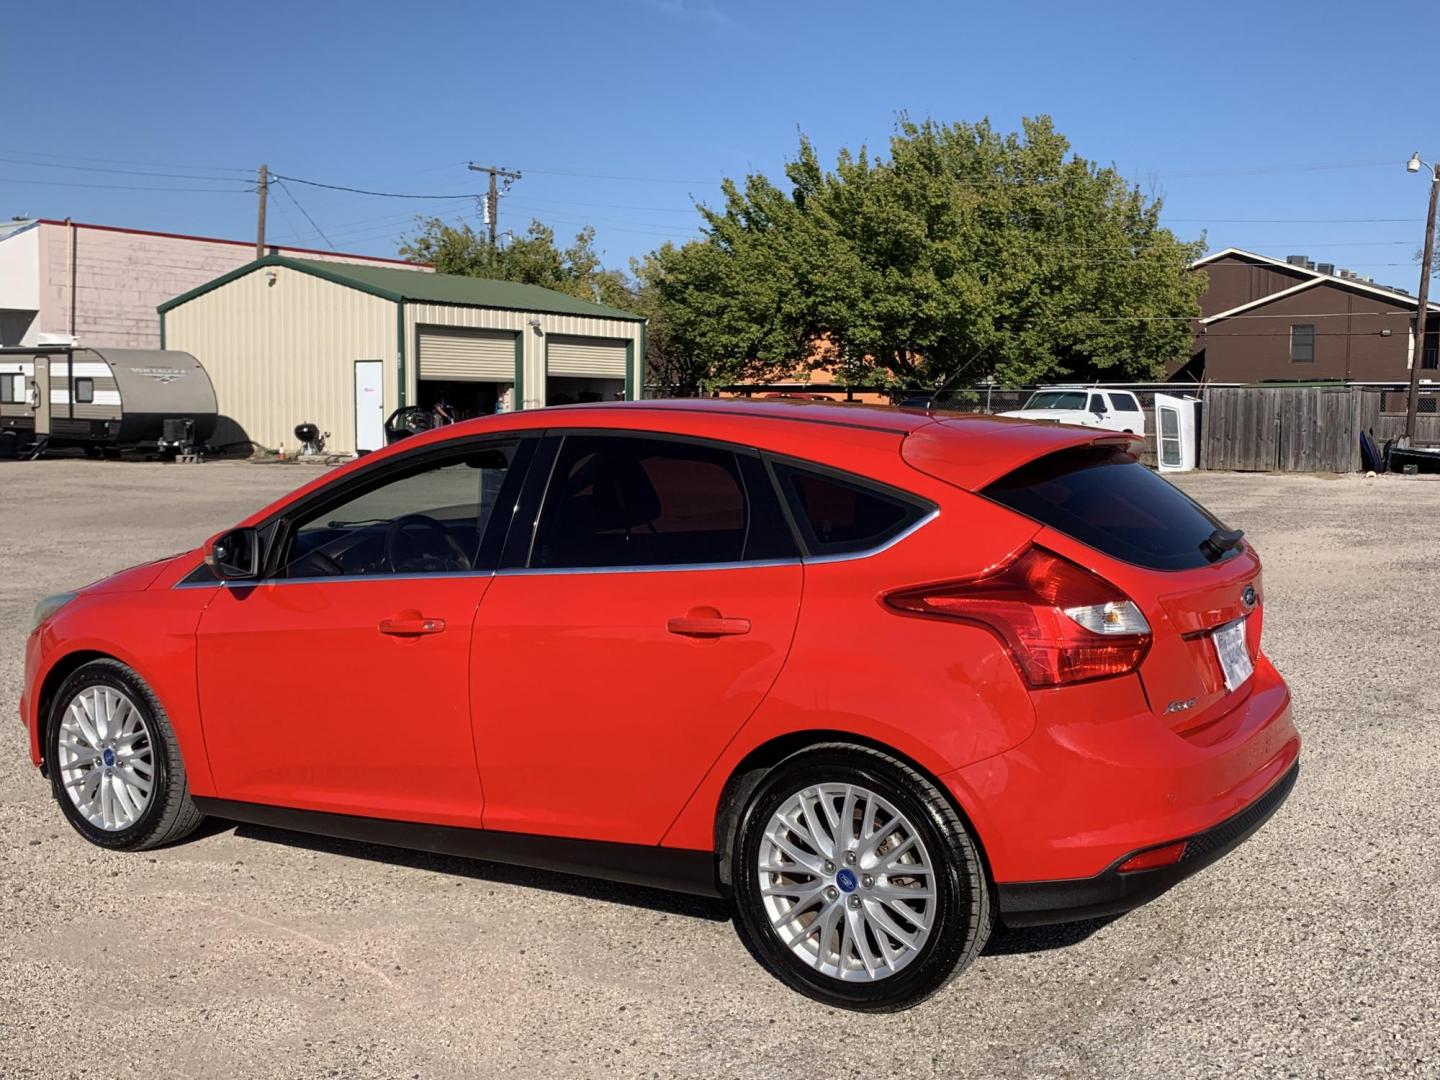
901,417,1145,492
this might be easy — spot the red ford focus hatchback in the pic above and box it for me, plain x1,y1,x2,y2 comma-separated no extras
20,399,1299,1010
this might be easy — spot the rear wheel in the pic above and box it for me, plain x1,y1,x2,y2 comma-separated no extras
731,745,991,1011
47,659,203,850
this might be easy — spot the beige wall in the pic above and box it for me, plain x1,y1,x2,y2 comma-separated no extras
4,220,428,350
403,303,643,408
164,264,397,454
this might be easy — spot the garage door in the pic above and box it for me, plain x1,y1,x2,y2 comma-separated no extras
418,328,515,381
547,335,628,378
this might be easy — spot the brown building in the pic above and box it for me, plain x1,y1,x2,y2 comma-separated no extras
1182,248,1439,383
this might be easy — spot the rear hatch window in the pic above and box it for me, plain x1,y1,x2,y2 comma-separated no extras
982,446,1231,571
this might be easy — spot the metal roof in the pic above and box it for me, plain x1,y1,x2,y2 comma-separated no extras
157,254,644,321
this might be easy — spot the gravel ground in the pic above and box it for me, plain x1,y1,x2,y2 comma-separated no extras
1,460,1437,1079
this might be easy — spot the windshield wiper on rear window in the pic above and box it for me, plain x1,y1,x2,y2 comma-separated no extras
1200,527,1244,561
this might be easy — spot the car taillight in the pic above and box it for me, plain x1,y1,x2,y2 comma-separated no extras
885,546,1151,688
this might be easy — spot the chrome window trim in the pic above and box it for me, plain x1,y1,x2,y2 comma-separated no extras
171,509,938,586
174,570,496,589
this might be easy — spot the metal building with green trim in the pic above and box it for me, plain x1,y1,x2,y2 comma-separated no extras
157,255,646,455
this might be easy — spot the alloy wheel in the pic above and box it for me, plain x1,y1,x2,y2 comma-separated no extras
55,685,155,831
756,782,937,981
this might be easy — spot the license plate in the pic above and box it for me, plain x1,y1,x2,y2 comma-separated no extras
1212,618,1254,692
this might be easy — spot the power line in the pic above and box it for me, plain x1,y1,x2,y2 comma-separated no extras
0,173,251,193
0,147,251,174
523,167,718,184
275,179,336,251
271,173,483,200
1165,217,1421,224
0,155,256,183
1156,158,1396,179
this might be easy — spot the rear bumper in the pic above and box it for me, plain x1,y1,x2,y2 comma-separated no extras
996,761,1298,926
942,651,1299,886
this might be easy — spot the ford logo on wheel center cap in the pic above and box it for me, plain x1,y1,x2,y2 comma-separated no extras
835,868,858,893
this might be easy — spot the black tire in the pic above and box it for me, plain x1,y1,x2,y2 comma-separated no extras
731,744,992,1011
46,659,204,851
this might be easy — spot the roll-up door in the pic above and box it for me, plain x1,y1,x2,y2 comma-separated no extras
546,335,628,378
418,328,515,381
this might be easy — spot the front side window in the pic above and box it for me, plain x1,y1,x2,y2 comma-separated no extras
1290,324,1315,363
530,435,760,569
1088,394,1108,414
772,463,931,557
74,377,95,404
282,442,518,578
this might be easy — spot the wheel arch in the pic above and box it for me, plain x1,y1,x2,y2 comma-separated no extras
710,730,995,894
34,649,114,775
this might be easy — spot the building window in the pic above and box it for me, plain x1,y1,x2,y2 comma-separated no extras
1289,324,1315,363
75,377,95,403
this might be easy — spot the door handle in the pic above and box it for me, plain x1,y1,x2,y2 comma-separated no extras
379,616,446,636
666,615,751,638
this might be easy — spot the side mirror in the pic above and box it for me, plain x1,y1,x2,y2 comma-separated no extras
207,527,260,579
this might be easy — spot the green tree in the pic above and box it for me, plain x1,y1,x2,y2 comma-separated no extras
632,241,804,393
399,218,635,310
681,116,1205,388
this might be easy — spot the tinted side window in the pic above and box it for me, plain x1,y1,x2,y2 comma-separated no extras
282,442,518,578
1088,394,1107,413
1113,392,1142,412
772,463,931,556
983,446,1229,571
531,435,770,569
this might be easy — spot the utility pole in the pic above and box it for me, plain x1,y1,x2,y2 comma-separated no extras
255,163,269,259
467,163,522,248
1403,153,1439,444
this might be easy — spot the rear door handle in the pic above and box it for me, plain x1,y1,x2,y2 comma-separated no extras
379,616,446,636
666,616,751,637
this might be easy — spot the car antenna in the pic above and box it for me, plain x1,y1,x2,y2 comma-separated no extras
924,348,989,419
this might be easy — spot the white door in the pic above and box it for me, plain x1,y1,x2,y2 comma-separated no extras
1155,393,1198,472
354,360,384,453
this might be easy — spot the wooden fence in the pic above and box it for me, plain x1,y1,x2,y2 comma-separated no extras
1200,386,1383,473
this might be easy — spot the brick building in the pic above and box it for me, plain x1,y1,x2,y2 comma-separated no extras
0,218,429,349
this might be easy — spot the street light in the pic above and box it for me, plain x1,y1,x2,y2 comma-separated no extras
1403,153,1439,444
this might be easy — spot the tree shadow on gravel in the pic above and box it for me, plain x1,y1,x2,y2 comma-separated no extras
224,821,733,922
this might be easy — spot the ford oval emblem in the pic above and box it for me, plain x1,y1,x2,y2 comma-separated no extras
1241,585,1257,609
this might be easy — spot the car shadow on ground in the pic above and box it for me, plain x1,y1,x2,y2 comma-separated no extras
211,820,1120,954
222,821,733,921
983,916,1117,955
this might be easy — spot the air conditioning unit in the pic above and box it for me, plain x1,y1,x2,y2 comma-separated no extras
1316,262,1336,275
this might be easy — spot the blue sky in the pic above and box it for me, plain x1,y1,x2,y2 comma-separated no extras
4,0,1437,289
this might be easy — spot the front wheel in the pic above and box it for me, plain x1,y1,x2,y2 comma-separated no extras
731,745,992,1011
46,659,204,850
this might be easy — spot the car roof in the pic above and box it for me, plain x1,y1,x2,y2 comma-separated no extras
551,396,933,434
239,399,1134,529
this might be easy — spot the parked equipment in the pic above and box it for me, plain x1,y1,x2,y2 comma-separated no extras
1154,394,1200,472
0,346,217,459
293,423,329,456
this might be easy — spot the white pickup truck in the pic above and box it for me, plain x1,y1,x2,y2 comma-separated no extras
999,387,1146,436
